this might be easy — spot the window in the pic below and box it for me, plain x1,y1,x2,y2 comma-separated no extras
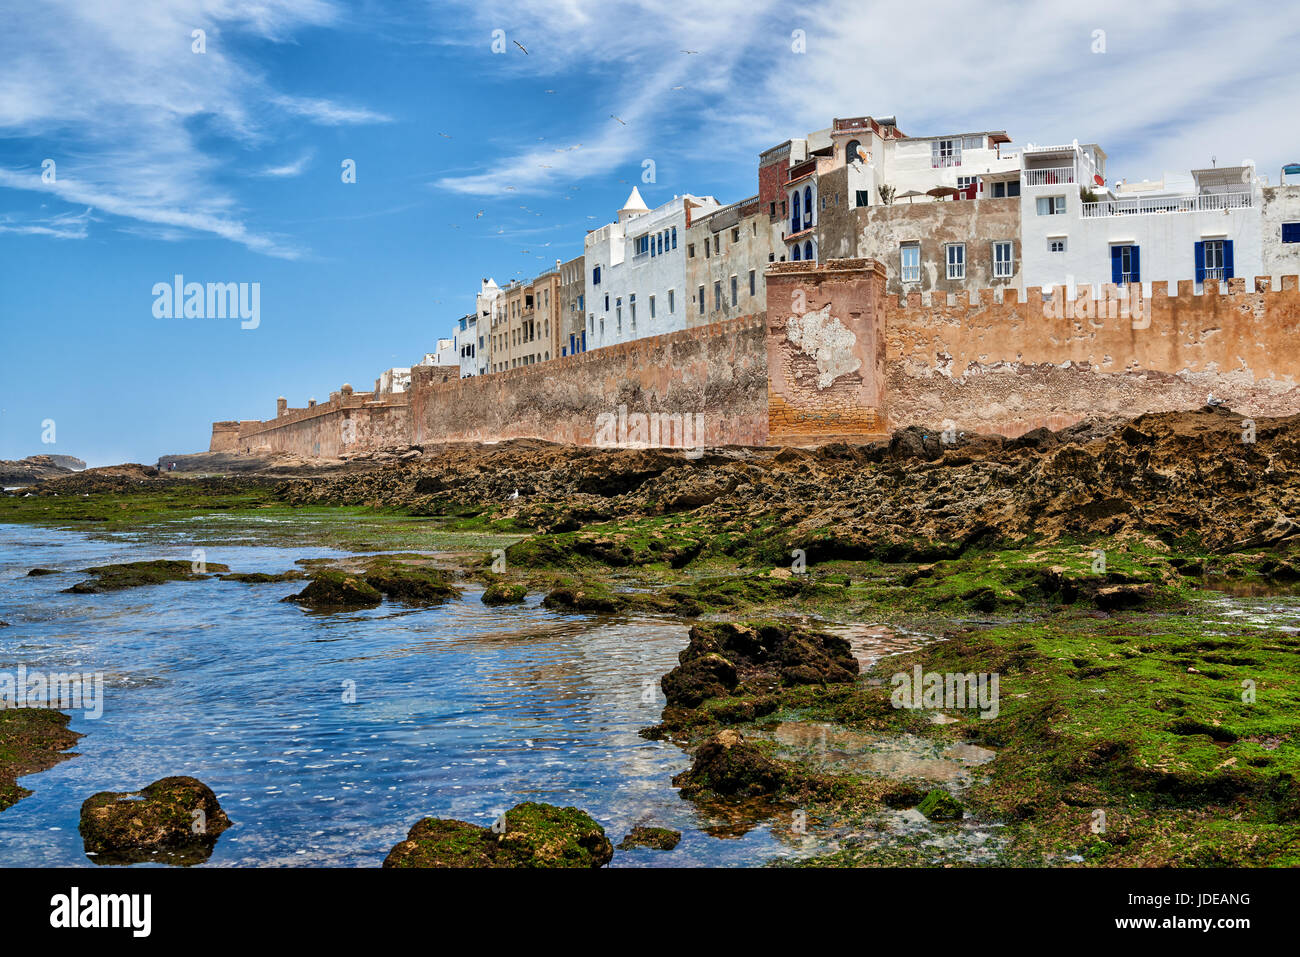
846,139,861,163
592,266,601,285
658,233,664,255
1110,244,1140,285
604,294,609,311
668,289,675,313
957,175,978,191
792,244,801,262
713,280,722,309
855,189,870,207
932,138,960,168
1196,239,1234,282
946,243,965,280
732,227,740,243
730,275,738,306
962,135,983,150
803,240,813,262
698,285,705,314
992,241,1014,278
803,186,813,227
900,244,920,283
629,294,636,328
713,235,720,255
649,294,656,319
616,297,622,328
1037,195,1066,216
1048,238,1067,253
688,243,696,258
749,269,756,296
704,239,710,258
792,190,802,232
672,227,677,249
1282,222,1300,243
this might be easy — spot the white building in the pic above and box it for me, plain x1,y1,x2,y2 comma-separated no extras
1019,141,1263,293
471,278,499,376
375,367,411,393
416,338,457,368
584,187,720,349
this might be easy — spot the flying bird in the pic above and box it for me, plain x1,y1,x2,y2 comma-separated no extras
475,210,484,218
681,49,700,54
514,40,528,54
438,132,452,139
611,114,626,125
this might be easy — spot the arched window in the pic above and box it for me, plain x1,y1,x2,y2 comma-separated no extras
791,244,801,262
791,191,801,232
804,186,813,227
846,139,861,163
804,240,813,262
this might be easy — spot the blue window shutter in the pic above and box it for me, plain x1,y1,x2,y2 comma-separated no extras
1111,246,1122,284
1283,222,1300,243
1131,246,1140,282
1194,242,1206,283
1223,240,1234,279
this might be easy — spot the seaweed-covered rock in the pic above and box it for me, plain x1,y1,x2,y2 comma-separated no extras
282,570,382,610
616,826,681,851
482,581,527,605
671,729,791,798
0,709,82,813
218,570,306,584
362,561,458,604
79,776,232,865
383,802,613,868
27,568,60,576
63,560,230,594
917,788,964,821
661,621,857,709
542,584,620,613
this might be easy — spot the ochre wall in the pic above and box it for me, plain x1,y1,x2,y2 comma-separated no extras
210,264,1300,453
765,259,888,443
409,315,769,448
882,276,1300,437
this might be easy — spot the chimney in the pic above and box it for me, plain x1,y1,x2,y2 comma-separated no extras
276,397,287,417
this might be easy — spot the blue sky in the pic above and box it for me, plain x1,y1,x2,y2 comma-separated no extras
1,0,1296,465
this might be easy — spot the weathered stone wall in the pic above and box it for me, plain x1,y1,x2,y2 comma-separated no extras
209,421,242,453
409,315,769,448
882,276,1300,437
212,392,411,457
764,259,888,444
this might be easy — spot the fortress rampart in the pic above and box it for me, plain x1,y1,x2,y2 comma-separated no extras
210,263,1300,454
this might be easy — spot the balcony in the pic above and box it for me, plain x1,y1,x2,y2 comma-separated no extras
1023,166,1075,187
1080,191,1253,219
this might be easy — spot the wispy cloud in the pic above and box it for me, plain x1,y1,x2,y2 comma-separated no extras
0,0,389,256
0,206,93,239
257,151,315,178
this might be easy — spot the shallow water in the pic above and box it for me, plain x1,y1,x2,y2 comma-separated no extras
0,525,803,868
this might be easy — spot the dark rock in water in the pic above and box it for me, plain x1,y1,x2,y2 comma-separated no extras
0,621,8,628
660,621,857,709
917,788,964,821
218,570,306,584
63,560,230,594
27,568,60,576
542,584,619,613
79,776,232,865
282,570,382,610
616,825,681,851
1,709,81,812
672,729,791,798
361,561,458,604
661,653,738,708
482,581,527,605
383,802,613,868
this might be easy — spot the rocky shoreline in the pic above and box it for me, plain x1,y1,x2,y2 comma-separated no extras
3,405,1298,866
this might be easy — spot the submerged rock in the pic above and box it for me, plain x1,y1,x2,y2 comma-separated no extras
79,776,232,865
616,825,681,851
383,802,613,868
361,560,458,604
218,570,306,584
27,568,60,576
917,788,964,821
282,570,382,610
0,709,82,813
63,560,230,594
482,581,527,605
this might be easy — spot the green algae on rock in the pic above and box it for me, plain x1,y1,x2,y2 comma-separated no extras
218,570,306,584
63,559,231,594
383,802,613,868
482,580,527,605
79,776,232,865
672,729,793,799
0,709,82,813
616,825,681,851
917,789,965,821
282,570,382,610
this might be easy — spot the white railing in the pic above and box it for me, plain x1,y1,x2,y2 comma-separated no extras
1080,191,1253,219
1023,166,1075,187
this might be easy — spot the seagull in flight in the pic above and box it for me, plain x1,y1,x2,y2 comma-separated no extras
611,114,626,125
514,40,529,54
438,132,452,139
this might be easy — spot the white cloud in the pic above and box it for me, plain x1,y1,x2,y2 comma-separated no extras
257,151,315,178
0,0,387,255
